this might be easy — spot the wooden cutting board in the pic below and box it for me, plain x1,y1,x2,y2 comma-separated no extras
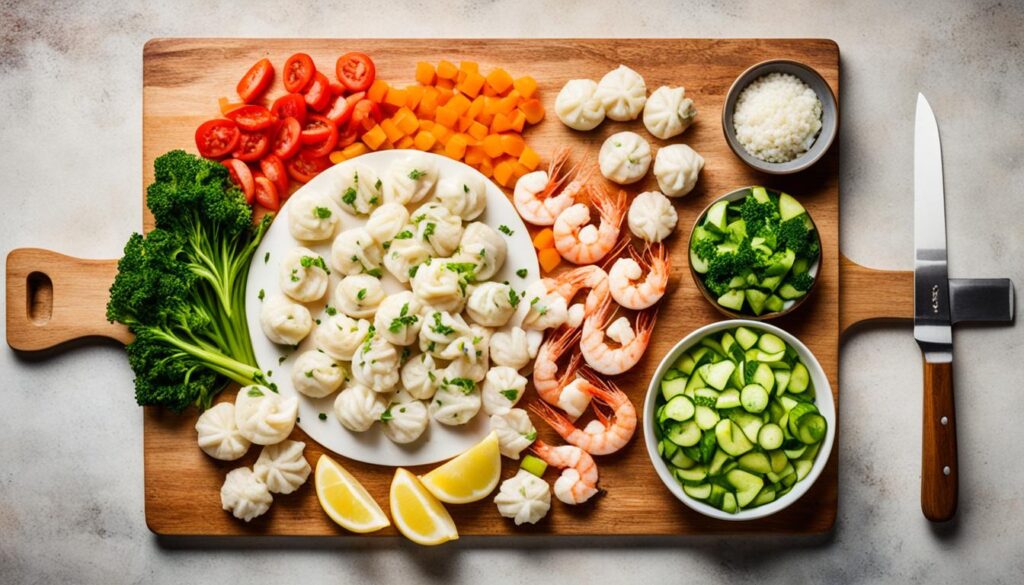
6,38,913,537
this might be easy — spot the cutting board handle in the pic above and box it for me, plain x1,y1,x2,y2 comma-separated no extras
6,248,131,352
839,255,914,336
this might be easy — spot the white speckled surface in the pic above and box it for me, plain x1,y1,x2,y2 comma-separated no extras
2,1,1023,583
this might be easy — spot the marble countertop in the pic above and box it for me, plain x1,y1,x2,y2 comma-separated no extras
2,0,1022,583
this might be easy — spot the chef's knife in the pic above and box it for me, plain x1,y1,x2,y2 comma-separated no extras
914,93,957,522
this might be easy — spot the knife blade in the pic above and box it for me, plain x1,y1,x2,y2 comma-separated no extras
913,93,958,522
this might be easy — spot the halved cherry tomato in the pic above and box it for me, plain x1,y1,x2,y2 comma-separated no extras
253,175,280,211
283,53,316,93
270,93,307,126
349,99,382,131
325,91,364,127
272,117,302,159
336,52,375,92
300,115,335,145
304,126,338,158
232,129,271,162
194,119,240,159
225,105,277,131
287,151,330,183
337,122,360,148
222,159,255,203
259,154,289,197
329,81,347,96
236,58,274,103
304,72,332,111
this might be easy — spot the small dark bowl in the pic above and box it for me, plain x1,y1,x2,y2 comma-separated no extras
722,60,838,175
688,186,821,320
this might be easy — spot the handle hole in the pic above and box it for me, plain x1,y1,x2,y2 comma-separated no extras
26,271,53,325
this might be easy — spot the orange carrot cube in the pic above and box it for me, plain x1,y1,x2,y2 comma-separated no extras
490,112,513,134
467,96,485,120
396,135,415,150
380,119,404,144
435,104,459,129
417,90,439,118
367,79,390,103
485,68,514,94
437,60,458,79
478,157,494,178
460,61,479,76
510,110,527,133
329,151,347,164
512,162,530,180
538,248,562,273
518,146,540,170
415,62,436,85
384,87,408,108
500,133,525,157
436,77,455,91
464,145,486,165
361,125,388,150
467,121,489,142
394,108,420,135
413,130,437,151
533,228,555,250
519,98,545,124
445,134,468,159
435,85,454,104
513,76,538,99
418,119,434,132
482,134,504,158
342,142,368,159
497,95,518,115
405,85,425,109
457,116,474,133
493,160,515,186
448,93,472,116
430,124,453,145
457,71,486,98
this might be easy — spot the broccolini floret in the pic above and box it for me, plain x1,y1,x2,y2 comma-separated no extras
790,272,815,292
778,217,820,258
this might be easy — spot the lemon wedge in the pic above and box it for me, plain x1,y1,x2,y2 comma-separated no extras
419,431,501,504
315,454,390,533
390,468,459,545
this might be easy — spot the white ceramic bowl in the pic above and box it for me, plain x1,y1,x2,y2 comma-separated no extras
642,319,835,520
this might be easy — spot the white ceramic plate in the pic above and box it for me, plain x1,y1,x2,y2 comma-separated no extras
246,151,540,466
642,320,835,520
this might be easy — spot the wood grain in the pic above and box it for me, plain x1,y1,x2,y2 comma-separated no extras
839,255,914,335
921,360,958,521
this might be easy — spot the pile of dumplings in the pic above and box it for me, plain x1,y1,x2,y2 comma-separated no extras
257,152,554,461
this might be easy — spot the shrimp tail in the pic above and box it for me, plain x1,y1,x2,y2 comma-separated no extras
636,306,659,341
529,401,577,439
593,187,627,229
578,368,628,406
602,237,632,271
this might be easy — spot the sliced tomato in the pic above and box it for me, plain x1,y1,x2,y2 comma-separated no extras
337,122,360,148
304,129,338,158
236,58,274,103
194,119,240,159
259,154,289,196
232,129,271,162
329,81,347,96
300,115,336,145
287,151,330,183
253,175,280,211
325,91,363,127
272,117,302,159
270,93,307,126
222,159,255,203
225,105,277,131
283,53,316,93
304,72,332,111
336,52,375,92
349,98,382,131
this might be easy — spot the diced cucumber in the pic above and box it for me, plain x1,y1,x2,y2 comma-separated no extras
726,469,764,507
667,420,702,447
700,336,727,357
794,459,814,481
799,441,822,462
675,465,708,484
722,492,738,513
745,289,768,315
792,258,809,275
705,200,730,232
765,295,785,313
796,414,827,445
670,449,696,469
690,246,709,274
520,455,548,477
717,290,745,311
783,445,807,459
774,370,792,394
752,363,775,393
660,377,689,402
694,405,721,430
767,400,785,423
727,275,747,289
751,487,777,507
715,389,742,410
788,362,810,393
700,360,736,391
682,483,712,500
716,242,738,255
769,450,789,473
759,275,783,292
661,438,679,459
778,192,806,221
757,333,786,354
728,411,765,443
693,388,720,407
768,462,795,483
765,249,796,277
715,419,754,456
740,384,769,413
734,327,759,350
726,219,747,243
708,449,731,476
663,395,695,422
683,372,705,396
738,452,772,474
787,403,819,436
751,186,770,203
778,395,800,412
673,352,696,375
778,283,807,300
757,423,784,450
708,483,728,508
755,350,786,363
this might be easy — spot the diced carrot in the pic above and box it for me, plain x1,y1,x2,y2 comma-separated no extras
418,90,439,118
478,157,494,178
519,98,546,124
476,110,494,126
493,160,515,187
533,228,555,250
405,85,425,110
518,146,540,170
538,248,562,273
448,93,472,116
367,79,390,103
513,76,538,99
361,125,388,150
435,85,454,104
430,124,453,145
464,145,486,165
415,62,436,85
394,108,420,135
482,96,501,116
396,135,415,150
482,84,498,97
329,151,347,164
384,87,408,108
512,162,530,180
490,112,513,134
467,96,485,120
467,121,488,142
505,89,521,102
435,104,459,129
418,119,434,132
510,110,527,133
485,68,514,94
380,119,404,144
413,130,437,151
436,60,458,80
482,134,504,158
457,71,486,98
342,142,368,159
500,133,525,157
445,134,468,159
497,95,518,115
457,116,474,133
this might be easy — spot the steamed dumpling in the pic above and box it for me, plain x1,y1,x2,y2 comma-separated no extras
555,79,605,131
279,247,330,302
466,282,517,327
195,402,251,461
627,191,678,243
291,350,346,398
439,324,491,383
365,202,409,244
234,385,298,446
494,468,550,525
333,383,389,432
372,291,423,346
314,313,370,361
430,383,482,426
332,163,382,216
383,234,432,284
381,398,429,444
411,202,463,257
489,326,533,370
351,332,400,393
436,173,487,221
253,440,311,495
220,467,272,522
330,227,382,277
489,408,537,459
288,193,339,242
400,352,439,400
594,65,646,122
384,154,437,205
260,295,312,346
454,222,506,281
334,274,385,319
419,309,471,358
482,366,528,416
411,261,465,314
599,131,651,185
642,85,697,140
653,144,704,197
521,291,568,332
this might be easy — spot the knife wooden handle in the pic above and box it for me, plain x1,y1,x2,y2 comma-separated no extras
922,360,958,521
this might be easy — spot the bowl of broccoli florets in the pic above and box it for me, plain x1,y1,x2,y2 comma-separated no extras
688,186,821,319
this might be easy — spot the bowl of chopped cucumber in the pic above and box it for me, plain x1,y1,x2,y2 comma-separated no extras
689,186,821,320
643,320,835,520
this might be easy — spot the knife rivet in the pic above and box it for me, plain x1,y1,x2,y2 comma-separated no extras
943,466,951,476
941,416,948,425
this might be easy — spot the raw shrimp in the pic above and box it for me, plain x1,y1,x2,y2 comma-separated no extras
513,147,591,226
549,239,629,311
530,439,600,505
580,292,658,375
608,243,670,310
530,370,636,455
553,187,627,265
532,326,583,407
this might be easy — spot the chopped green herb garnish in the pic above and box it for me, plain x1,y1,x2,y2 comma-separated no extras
444,377,476,394
508,288,521,308
408,169,426,180
498,224,514,236
525,430,537,441
516,268,528,278
300,255,330,274
394,230,413,240
341,187,358,206
389,302,419,333
380,407,394,422
431,312,455,336
319,412,328,421
422,222,436,240
264,252,270,263
290,269,300,282
247,387,264,397
305,370,314,378
500,389,519,402
408,265,420,279
374,178,382,191
365,267,383,278
325,305,337,316
314,206,332,219
357,288,367,301
258,288,265,301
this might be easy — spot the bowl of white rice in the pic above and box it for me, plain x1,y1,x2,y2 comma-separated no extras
722,60,838,174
